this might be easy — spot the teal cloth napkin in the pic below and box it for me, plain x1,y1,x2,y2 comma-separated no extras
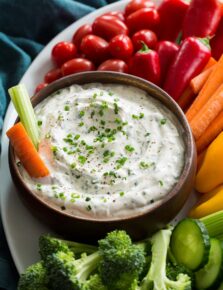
0,0,118,288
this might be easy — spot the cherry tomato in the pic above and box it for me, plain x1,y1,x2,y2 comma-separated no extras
109,35,133,60
132,29,157,51
126,8,160,34
61,58,95,76
52,41,77,66
92,15,128,41
125,0,155,16
44,68,62,84
72,24,92,48
80,35,109,64
102,11,125,22
98,59,128,73
35,83,48,94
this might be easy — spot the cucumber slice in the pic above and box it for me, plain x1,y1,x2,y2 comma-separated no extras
195,239,223,290
170,218,210,271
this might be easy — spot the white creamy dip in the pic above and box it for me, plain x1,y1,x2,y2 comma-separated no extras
19,83,185,219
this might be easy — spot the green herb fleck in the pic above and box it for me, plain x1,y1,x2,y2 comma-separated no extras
37,120,42,127
108,91,114,96
88,126,97,133
125,145,135,153
51,146,58,155
78,155,87,165
139,161,150,169
114,103,119,114
85,197,91,202
79,111,85,118
64,105,70,111
36,183,42,191
59,192,66,200
86,205,92,211
116,157,128,169
132,113,144,120
74,134,80,140
160,118,167,125
119,191,125,197
70,163,76,169
159,180,164,186
79,121,84,127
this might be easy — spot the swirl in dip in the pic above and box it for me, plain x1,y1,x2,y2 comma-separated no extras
19,83,185,219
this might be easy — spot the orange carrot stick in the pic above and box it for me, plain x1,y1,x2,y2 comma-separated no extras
196,110,223,153
189,83,223,140
186,54,223,122
7,122,49,178
177,87,195,111
190,65,215,94
203,57,217,70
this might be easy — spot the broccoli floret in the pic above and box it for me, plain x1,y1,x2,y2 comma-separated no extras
83,274,108,290
140,229,192,290
39,235,97,260
18,261,49,290
166,262,194,283
98,230,146,290
46,250,101,290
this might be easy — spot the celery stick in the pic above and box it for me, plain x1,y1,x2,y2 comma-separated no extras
8,84,39,149
200,211,223,240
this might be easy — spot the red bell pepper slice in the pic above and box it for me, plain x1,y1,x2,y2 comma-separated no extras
183,0,222,38
156,0,189,42
129,43,160,85
211,17,223,61
163,37,211,101
156,41,179,87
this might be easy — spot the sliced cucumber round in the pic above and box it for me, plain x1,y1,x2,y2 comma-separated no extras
170,218,210,271
195,239,223,290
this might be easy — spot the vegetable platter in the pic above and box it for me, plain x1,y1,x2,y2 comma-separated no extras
2,0,223,289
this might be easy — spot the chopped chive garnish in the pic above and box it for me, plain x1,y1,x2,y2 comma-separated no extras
159,180,164,186
114,103,119,114
132,113,144,120
79,121,84,127
160,118,167,125
78,155,87,165
79,111,85,117
64,105,70,111
37,120,42,127
70,163,76,169
74,134,80,140
116,157,128,169
86,205,92,211
125,145,135,152
36,183,42,191
139,161,150,169
119,192,125,197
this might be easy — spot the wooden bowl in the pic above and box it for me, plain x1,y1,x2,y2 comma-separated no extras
8,72,196,242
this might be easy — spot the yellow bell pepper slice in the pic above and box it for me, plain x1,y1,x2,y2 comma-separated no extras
195,132,223,193
189,185,223,218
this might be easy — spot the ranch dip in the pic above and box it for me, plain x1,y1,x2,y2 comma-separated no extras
19,83,185,219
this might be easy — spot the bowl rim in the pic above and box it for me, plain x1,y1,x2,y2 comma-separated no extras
9,71,195,223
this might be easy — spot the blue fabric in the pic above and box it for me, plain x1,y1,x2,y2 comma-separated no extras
0,0,118,288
